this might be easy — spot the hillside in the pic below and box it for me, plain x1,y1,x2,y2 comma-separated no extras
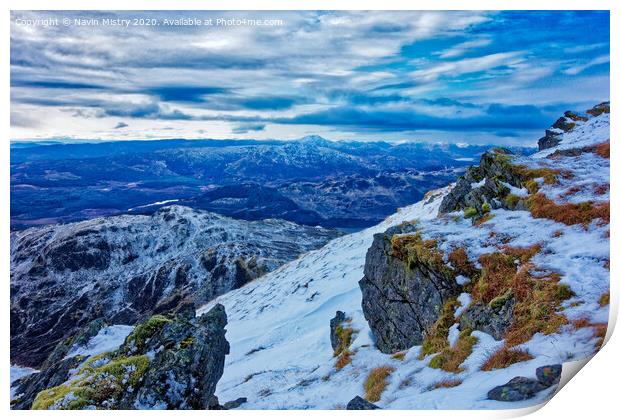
195,102,609,409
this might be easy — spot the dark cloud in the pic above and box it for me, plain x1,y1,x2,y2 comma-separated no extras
114,122,129,129
232,123,266,134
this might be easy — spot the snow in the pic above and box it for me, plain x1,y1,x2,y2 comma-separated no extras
10,365,38,399
65,325,135,359
471,178,486,188
456,275,471,286
455,293,472,318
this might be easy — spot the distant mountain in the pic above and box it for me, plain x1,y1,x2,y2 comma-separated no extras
10,137,535,229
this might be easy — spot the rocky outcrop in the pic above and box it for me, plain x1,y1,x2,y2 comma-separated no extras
459,297,515,341
359,224,461,353
438,149,521,215
223,397,248,409
22,304,230,410
488,364,562,402
346,396,380,410
537,103,609,151
10,206,338,368
329,311,347,352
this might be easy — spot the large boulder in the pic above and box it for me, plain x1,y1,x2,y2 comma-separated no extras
359,224,461,353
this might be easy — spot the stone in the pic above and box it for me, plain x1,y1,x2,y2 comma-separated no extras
458,298,515,341
346,396,380,410
330,311,347,352
223,397,248,409
487,377,546,402
536,364,562,387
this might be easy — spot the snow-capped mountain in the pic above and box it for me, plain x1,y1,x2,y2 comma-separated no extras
10,206,338,368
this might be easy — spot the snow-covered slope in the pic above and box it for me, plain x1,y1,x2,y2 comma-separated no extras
197,187,451,408
196,107,610,410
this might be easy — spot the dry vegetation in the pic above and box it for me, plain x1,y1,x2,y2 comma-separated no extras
428,329,478,373
527,193,609,227
364,366,395,402
481,346,533,371
431,378,463,389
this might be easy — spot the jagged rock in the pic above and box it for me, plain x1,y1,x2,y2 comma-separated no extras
439,149,518,214
487,377,545,401
488,364,562,402
536,364,562,387
10,206,338,368
538,130,563,151
223,397,248,409
329,311,347,352
133,304,230,409
11,356,85,410
359,224,461,353
28,304,230,410
587,101,610,117
459,298,515,341
346,396,380,410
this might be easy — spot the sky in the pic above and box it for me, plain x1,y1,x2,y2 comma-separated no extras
10,10,610,146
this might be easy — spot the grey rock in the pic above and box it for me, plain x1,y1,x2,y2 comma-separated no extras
346,396,380,410
330,311,347,352
133,304,230,409
359,224,461,353
536,364,562,387
488,364,562,402
488,377,546,401
223,397,248,409
11,355,85,410
459,297,515,340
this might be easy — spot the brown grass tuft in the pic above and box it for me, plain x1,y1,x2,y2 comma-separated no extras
448,247,479,279
595,142,610,159
364,366,394,402
391,352,406,361
527,193,609,226
599,291,610,307
432,378,463,389
481,346,533,371
335,350,353,370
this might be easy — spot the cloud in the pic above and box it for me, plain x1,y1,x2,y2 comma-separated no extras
9,10,610,144
232,123,266,134
563,54,610,75
114,122,128,129
437,37,492,58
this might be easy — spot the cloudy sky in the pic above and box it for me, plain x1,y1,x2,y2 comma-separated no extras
10,10,609,145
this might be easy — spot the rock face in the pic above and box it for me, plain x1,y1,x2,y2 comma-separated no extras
20,304,229,410
346,396,380,410
359,224,461,353
329,311,347,352
488,364,562,402
10,205,339,368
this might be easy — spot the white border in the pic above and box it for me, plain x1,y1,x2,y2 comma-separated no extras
2,2,617,419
